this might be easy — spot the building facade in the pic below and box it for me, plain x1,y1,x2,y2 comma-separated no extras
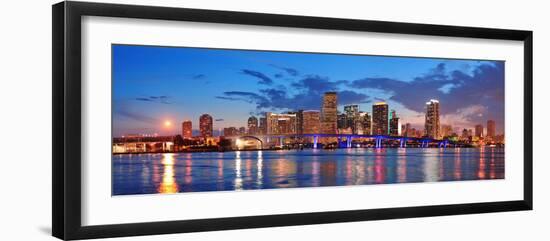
487,120,496,138
359,112,371,135
181,120,192,139
321,92,338,135
389,110,400,136
247,116,258,135
302,110,321,134
425,99,440,139
266,112,297,135
372,102,389,135
199,114,213,138
475,124,484,138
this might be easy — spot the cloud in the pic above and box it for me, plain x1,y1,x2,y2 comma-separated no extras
215,118,224,121
217,74,368,111
116,109,159,124
192,74,206,80
291,75,348,94
135,95,172,104
270,64,300,77
241,69,274,85
348,62,503,116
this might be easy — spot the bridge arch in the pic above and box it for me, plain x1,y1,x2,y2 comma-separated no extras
236,136,264,149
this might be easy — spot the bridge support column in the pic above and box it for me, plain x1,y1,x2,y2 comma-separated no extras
375,138,383,148
400,138,406,148
313,135,318,149
347,136,353,148
279,137,283,147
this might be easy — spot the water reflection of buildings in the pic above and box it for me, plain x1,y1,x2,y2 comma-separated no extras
158,153,179,194
113,147,505,195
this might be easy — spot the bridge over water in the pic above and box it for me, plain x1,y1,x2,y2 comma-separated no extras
227,133,454,149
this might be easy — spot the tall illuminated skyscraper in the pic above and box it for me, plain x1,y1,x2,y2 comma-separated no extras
487,120,496,138
266,112,297,135
344,105,359,134
372,102,389,135
302,110,321,134
389,110,400,136
359,112,371,135
321,92,338,135
199,114,213,138
181,120,192,139
424,99,440,139
259,117,267,135
247,116,258,135
475,124,484,138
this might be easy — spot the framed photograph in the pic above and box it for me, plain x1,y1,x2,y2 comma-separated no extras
52,1,533,240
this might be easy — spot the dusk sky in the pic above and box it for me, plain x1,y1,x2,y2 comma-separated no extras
112,44,505,137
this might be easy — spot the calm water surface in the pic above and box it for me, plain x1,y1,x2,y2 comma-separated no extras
112,148,504,195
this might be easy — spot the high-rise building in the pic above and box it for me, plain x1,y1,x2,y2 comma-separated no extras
425,99,440,139
461,128,470,140
223,127,238,137
441,124,453,138
344,105,359,133
403,123,411,137
337,113,346,129
302,110,321,134
259,117,267,135
389,110,400,136
181,120,192,139
359,112,371,135
296,110,304,135
487,120,496,138
372,102,389,135
239,127,246,135
199,114,213,138
321,92,338,135
247,116,258,135
266,112,297,135
475,124,484,137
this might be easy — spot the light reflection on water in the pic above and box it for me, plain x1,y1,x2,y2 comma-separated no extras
112,148,505,195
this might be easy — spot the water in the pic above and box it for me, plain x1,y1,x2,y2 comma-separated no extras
112,148,504,195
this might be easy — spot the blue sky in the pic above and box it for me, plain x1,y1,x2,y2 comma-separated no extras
112,44,504,137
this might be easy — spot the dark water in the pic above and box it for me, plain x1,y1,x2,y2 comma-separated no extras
112,148,504,195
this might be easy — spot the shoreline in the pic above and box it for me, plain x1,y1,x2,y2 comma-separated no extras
112,145,503,155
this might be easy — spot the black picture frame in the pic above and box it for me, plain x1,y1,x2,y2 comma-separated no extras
52,1,533,240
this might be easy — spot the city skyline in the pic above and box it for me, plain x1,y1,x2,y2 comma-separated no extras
113,44,505,137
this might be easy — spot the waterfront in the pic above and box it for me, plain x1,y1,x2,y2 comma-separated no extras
112,148,504,195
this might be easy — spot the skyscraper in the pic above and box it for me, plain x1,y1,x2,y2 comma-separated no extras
403,123,411,137
199,114,213,138
321,92,338,135
487,120,496,138
425,99,440,139
359,112,371,135
441,124,453,138
475,124,484,138
247,116,258,135
389,110,400,136
296,110,304,135
181,120,192,139
259,117,267,135
344,105,359,134
372,102,389,135
302,110,321,134
266,112,297,135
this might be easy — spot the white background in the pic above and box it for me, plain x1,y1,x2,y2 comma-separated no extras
0,0,548,240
